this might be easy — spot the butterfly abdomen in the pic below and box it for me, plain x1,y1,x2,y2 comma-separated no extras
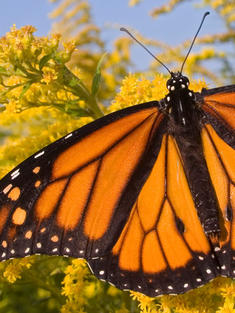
175,132,221,236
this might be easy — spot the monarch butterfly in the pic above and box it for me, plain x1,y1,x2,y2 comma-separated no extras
0,12,234,297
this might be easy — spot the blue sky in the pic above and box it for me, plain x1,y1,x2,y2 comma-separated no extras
0,1,228,75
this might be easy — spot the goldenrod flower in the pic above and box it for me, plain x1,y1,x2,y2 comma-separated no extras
3,258,33,283
41,67,58,84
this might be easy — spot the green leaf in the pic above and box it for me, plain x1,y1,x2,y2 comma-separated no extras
0,104,6,112
19,82,32,99
0,66,7,74
91,52,107,97
68,76,80,88
39,53,54,70
64,101,91,117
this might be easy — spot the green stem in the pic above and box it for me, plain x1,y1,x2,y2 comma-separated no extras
23,271,65,305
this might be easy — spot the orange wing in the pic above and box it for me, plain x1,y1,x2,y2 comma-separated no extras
0,102,164,263
201,85,235,136
201,124,235,276
199,86,235,279
89,134,218,297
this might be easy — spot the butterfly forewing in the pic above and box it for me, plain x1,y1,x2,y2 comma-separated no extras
200,85,235,148
0,102,164,262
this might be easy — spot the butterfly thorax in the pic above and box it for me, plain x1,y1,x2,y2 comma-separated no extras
165,72,199,129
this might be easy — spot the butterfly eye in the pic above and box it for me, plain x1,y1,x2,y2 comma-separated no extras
166,78,173,89
182,76,189,86
166,79,170,87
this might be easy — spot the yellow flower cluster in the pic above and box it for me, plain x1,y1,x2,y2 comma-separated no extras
41,67,58,84
151,0,235,24
129,278,235,313
0,25,93,118
110,74,167,112
61,259,95,313
2,257,34,283
206,0,235,23
129,0,143,6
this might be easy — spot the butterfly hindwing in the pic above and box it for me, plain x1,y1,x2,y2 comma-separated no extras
0,101,165,262
200,87,235,279
88,133,220,297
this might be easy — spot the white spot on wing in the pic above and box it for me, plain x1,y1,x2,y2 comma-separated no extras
37,242,42,248
3,184,13,194
34,151,45,159
99,270,105,275
11,172,20,180
65,133,72,139
11,169,19,177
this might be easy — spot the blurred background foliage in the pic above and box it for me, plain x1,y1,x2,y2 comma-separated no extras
0,0,234,312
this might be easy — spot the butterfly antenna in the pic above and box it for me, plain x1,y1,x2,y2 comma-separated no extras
180,11,210,73
120,27,172,75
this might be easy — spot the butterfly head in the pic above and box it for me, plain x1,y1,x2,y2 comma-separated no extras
167,72,190,92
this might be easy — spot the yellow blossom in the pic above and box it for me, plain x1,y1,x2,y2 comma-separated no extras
61,259,90,312
129,0,142,6
3,257,34,283
216,298,235,313
63,40,77,54
41,67,58,84
133,292,152,311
